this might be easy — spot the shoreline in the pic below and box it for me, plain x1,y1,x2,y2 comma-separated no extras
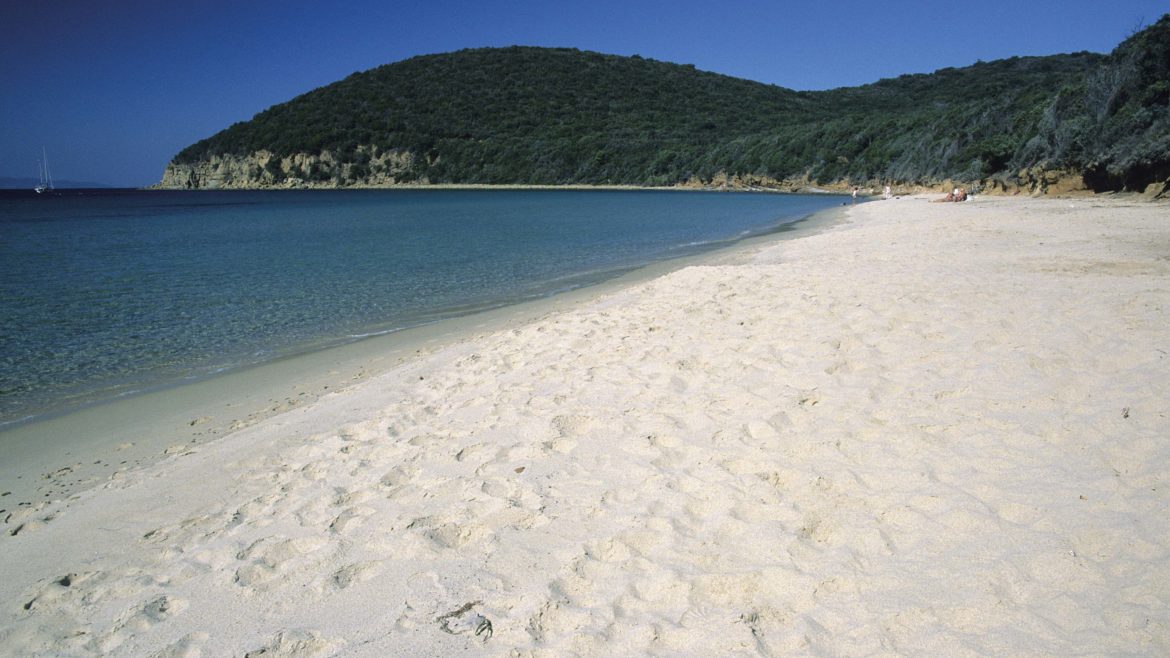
1,187,848,431
0,201,850,511
2,194,1166,656
146,176,851,195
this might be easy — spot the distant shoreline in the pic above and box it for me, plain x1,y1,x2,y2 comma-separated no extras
145,178,1166,198
0,183,848,196
144,181,853,195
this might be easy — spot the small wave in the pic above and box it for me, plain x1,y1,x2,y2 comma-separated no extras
347,326,408,339
0,413,39,429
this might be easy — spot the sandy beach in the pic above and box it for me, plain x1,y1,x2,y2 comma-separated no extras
1,194,1167,656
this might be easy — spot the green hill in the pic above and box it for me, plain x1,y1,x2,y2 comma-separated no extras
166,15,1170,193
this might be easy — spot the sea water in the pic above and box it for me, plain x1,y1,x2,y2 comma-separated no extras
0,189,841,424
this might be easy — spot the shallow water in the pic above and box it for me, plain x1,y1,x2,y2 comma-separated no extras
0,188,841,423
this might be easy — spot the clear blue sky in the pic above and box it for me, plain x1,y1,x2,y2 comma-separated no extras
2,0,1165,187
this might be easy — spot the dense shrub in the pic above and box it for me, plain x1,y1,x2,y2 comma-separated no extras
173,17,1170,191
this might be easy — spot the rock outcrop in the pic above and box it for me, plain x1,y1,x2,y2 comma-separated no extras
157,147,420,189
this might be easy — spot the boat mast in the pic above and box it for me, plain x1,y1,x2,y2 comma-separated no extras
43,147,53,191
35,150,46,193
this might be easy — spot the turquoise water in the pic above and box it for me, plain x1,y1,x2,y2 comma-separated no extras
0,189,841,424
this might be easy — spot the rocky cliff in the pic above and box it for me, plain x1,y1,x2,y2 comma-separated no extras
157,147,420,189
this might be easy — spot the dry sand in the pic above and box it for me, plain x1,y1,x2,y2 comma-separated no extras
1,195,1167,656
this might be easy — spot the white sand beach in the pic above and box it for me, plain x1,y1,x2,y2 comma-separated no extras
1,195,1168,656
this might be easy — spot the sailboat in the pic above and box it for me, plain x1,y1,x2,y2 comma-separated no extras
35,147,54,194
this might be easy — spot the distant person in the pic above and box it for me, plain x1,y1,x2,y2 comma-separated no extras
883,185,892,199
851,187,858,204
933,187,969,202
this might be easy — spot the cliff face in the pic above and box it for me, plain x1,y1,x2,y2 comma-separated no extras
157,147,420,189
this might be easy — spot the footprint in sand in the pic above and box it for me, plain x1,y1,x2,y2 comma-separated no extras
234,535,331,590
243,629,340,657
407,512,490,550
94,595,189,653
154,632,210,658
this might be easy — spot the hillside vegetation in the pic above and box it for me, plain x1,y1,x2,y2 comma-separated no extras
169,15,1170,193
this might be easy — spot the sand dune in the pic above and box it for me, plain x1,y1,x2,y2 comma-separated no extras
2,195,1167,656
